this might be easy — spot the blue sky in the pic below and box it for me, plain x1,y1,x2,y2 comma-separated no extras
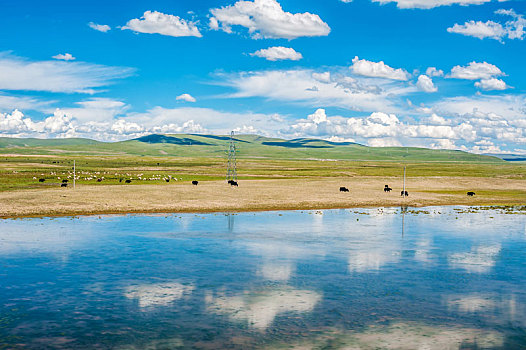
0,0,525,153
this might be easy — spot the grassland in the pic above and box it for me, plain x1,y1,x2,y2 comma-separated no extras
0,134,524,218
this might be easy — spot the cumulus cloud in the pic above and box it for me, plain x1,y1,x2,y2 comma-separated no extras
285,105,526,153
0,53,133,94
250,46,303,61
209,0,330,39
416,75,438,92
426,67,444,77
88,22,111,32
372,0,497,9
52,53,75,61
122,11,202,38
351,56,410,81
448,9,525,42
449,61,504,80
475,78,509,91
176,93,196,102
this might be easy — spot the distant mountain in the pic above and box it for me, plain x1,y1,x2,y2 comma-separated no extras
0,134,503,163
485,153,526,162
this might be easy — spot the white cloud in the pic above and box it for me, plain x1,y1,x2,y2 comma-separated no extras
250,46,303,61
448,9,525,42
284,106,526,152
127,106,284,136
111,119,144,135
59,98,128,122
176,93,196,102
449,61,504,80
312,72,331,83
0,94,53,113
351,56,410,81
447,20,506,41
0,109,31,134
497,9,526,40
209,0,330,39
88,22,111,32
0,53,133,94
122,11,202,38
433,94,526,121
52,53,76,61
372,0,497,9
475,78,509,91
416,75,438,92
224,68,415,113
426,67,444,77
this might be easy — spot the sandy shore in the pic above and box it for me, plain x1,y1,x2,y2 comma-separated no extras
0,177,525,218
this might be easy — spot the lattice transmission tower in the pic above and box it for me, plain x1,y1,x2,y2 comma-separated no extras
226,131,237,182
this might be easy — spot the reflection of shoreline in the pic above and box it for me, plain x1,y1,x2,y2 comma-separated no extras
265,321,504,349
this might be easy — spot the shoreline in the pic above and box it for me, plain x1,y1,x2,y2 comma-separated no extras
1,177,525,219
1,203,525,221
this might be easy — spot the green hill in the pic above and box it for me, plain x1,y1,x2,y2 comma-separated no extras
0,134,503,163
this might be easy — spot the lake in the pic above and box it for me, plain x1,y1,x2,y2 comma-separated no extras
1,207,525,349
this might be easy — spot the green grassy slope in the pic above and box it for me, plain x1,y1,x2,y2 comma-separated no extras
0,134,503,163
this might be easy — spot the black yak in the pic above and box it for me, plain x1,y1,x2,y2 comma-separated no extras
401,190,409,197
39,178,45,183
467,191,476,196
125,179,132,184
61,183,68,187
384,185,392,192
192,180,199,186
340,187,349,192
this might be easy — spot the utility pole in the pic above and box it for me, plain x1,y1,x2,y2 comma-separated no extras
226,131,237,182
73,160,76,189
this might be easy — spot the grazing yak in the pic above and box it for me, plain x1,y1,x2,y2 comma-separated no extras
39,178,45,183
192,180,199,186
401,190,409,197
97,178,103,182
340,187,350,192
384,185,392,192
62,179,68,183
228,180,239,187
61,183,68,188
125,179,132,184
467,191,476,196
165,179,170,182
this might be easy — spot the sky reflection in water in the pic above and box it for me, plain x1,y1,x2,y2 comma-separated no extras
0,207,525,349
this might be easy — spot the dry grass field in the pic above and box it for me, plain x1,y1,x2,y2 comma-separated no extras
1,176,525,218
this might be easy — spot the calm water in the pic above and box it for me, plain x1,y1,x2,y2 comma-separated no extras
1,207,526,349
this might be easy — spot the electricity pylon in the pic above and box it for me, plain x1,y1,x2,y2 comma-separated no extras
226,131,237,182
